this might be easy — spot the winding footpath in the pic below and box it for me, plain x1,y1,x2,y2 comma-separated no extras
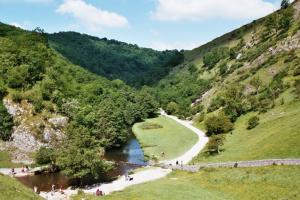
38,112,209,199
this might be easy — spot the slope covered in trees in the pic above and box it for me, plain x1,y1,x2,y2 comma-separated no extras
48,32,184,87
0,22,158,179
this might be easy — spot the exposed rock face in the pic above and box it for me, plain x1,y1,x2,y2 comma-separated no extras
2,98,68,164
270,31,300,55
10,126,43,152
48,117,68,128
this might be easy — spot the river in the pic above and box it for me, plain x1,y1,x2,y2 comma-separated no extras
16,135,147,192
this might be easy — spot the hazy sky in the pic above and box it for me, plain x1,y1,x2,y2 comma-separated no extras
0,0,284,50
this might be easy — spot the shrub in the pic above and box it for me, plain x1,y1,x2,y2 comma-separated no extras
247,116,260,130
0,82,7,98
11,90,23,103
35,147,55,165
139,122,163,130
194,112,205,123
166,102,180,115
207,134,225,154
293,66,300,76
0,102,14,141
207,96,224,113
203,47,230,69
205,112,233,136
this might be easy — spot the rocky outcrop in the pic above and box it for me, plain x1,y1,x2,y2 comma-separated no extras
2,98,68,164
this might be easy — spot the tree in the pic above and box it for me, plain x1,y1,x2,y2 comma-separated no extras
35,147,55,165
166,102,180,114
281,0,290,9
205,112,233,136
56,126,112,180
0,102,14,141
207,135,225,154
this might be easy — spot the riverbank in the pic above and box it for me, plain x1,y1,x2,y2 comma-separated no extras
39,112,209,199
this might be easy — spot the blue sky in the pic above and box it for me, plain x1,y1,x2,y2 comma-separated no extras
0,0,283,50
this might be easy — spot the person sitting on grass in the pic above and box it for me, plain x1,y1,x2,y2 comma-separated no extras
96,188,103,196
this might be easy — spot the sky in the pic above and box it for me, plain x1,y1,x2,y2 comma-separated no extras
0,0,285,50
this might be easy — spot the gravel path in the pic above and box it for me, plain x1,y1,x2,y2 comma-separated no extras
159,110,209,165
2,111,208,199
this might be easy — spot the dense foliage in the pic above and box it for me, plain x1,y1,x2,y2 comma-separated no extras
205,112,233,136
0,101,13,141
35,147,55,165
152,64,211,118
0,23,158,179
48,32,184,87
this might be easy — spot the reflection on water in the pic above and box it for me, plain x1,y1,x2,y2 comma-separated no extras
17,135,147,192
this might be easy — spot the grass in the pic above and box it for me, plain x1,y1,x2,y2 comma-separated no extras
72,166,300,200
132,115,198,161
0,151,22,168
194,100,300,163
0,174,42,200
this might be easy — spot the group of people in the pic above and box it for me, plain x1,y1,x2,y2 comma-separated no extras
10,165,30,175
50,184,64,195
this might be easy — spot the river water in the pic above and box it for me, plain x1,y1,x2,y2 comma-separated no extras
16,136,147,192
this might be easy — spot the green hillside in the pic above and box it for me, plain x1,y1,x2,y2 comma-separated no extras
0,23,158,179
48,32,184,87
153,1,300,162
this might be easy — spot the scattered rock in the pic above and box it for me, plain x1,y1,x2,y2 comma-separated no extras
48,116,68,128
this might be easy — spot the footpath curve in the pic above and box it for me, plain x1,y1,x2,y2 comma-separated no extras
39,111,208,199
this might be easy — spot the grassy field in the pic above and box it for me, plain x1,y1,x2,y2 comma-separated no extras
0,174,42,200
132,116,198,161
73,166,300,200
194,99,300,163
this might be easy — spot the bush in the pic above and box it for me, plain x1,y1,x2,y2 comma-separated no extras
293,66,300,76
166,102,180,115
0,82,7,98
247,116,260,130
203,47,230,69
207,96,224,113
35,147,55,165
205,112,233,136
0,102,14,141
11,90,23,103
139,122,163,130
207,135,225,154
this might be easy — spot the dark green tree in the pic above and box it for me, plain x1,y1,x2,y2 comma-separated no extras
281,0,290,9
0,102,14,141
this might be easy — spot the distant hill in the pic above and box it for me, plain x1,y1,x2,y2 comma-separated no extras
48,32,183,87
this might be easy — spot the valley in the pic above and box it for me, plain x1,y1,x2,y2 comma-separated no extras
0,0,300,200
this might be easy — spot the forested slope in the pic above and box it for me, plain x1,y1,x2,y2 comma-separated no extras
48,32,183,87
0,23,158,179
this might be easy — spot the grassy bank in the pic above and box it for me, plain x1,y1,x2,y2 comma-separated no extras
132,115,198,161
0,174,42,200
194,100,300,163
0,151,22,168
73,166,300,200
